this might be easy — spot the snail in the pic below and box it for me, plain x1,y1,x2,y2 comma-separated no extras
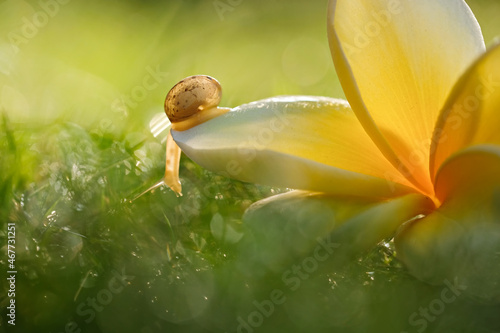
133,75,230,199
165,75,230,131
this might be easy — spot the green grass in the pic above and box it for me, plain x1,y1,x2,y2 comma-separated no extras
1,1,500,332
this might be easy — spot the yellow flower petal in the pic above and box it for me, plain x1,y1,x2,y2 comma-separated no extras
241,190,433,273
173,96,415,197
327,0,485,194
434,144,500,203
395,145,500,301
430,43,500,179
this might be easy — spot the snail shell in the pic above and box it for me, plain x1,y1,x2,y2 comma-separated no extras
164,75,222,123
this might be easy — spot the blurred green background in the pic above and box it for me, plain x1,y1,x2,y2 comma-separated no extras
1,0,500,332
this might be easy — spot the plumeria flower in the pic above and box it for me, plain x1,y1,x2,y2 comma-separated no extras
162,0,500,300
